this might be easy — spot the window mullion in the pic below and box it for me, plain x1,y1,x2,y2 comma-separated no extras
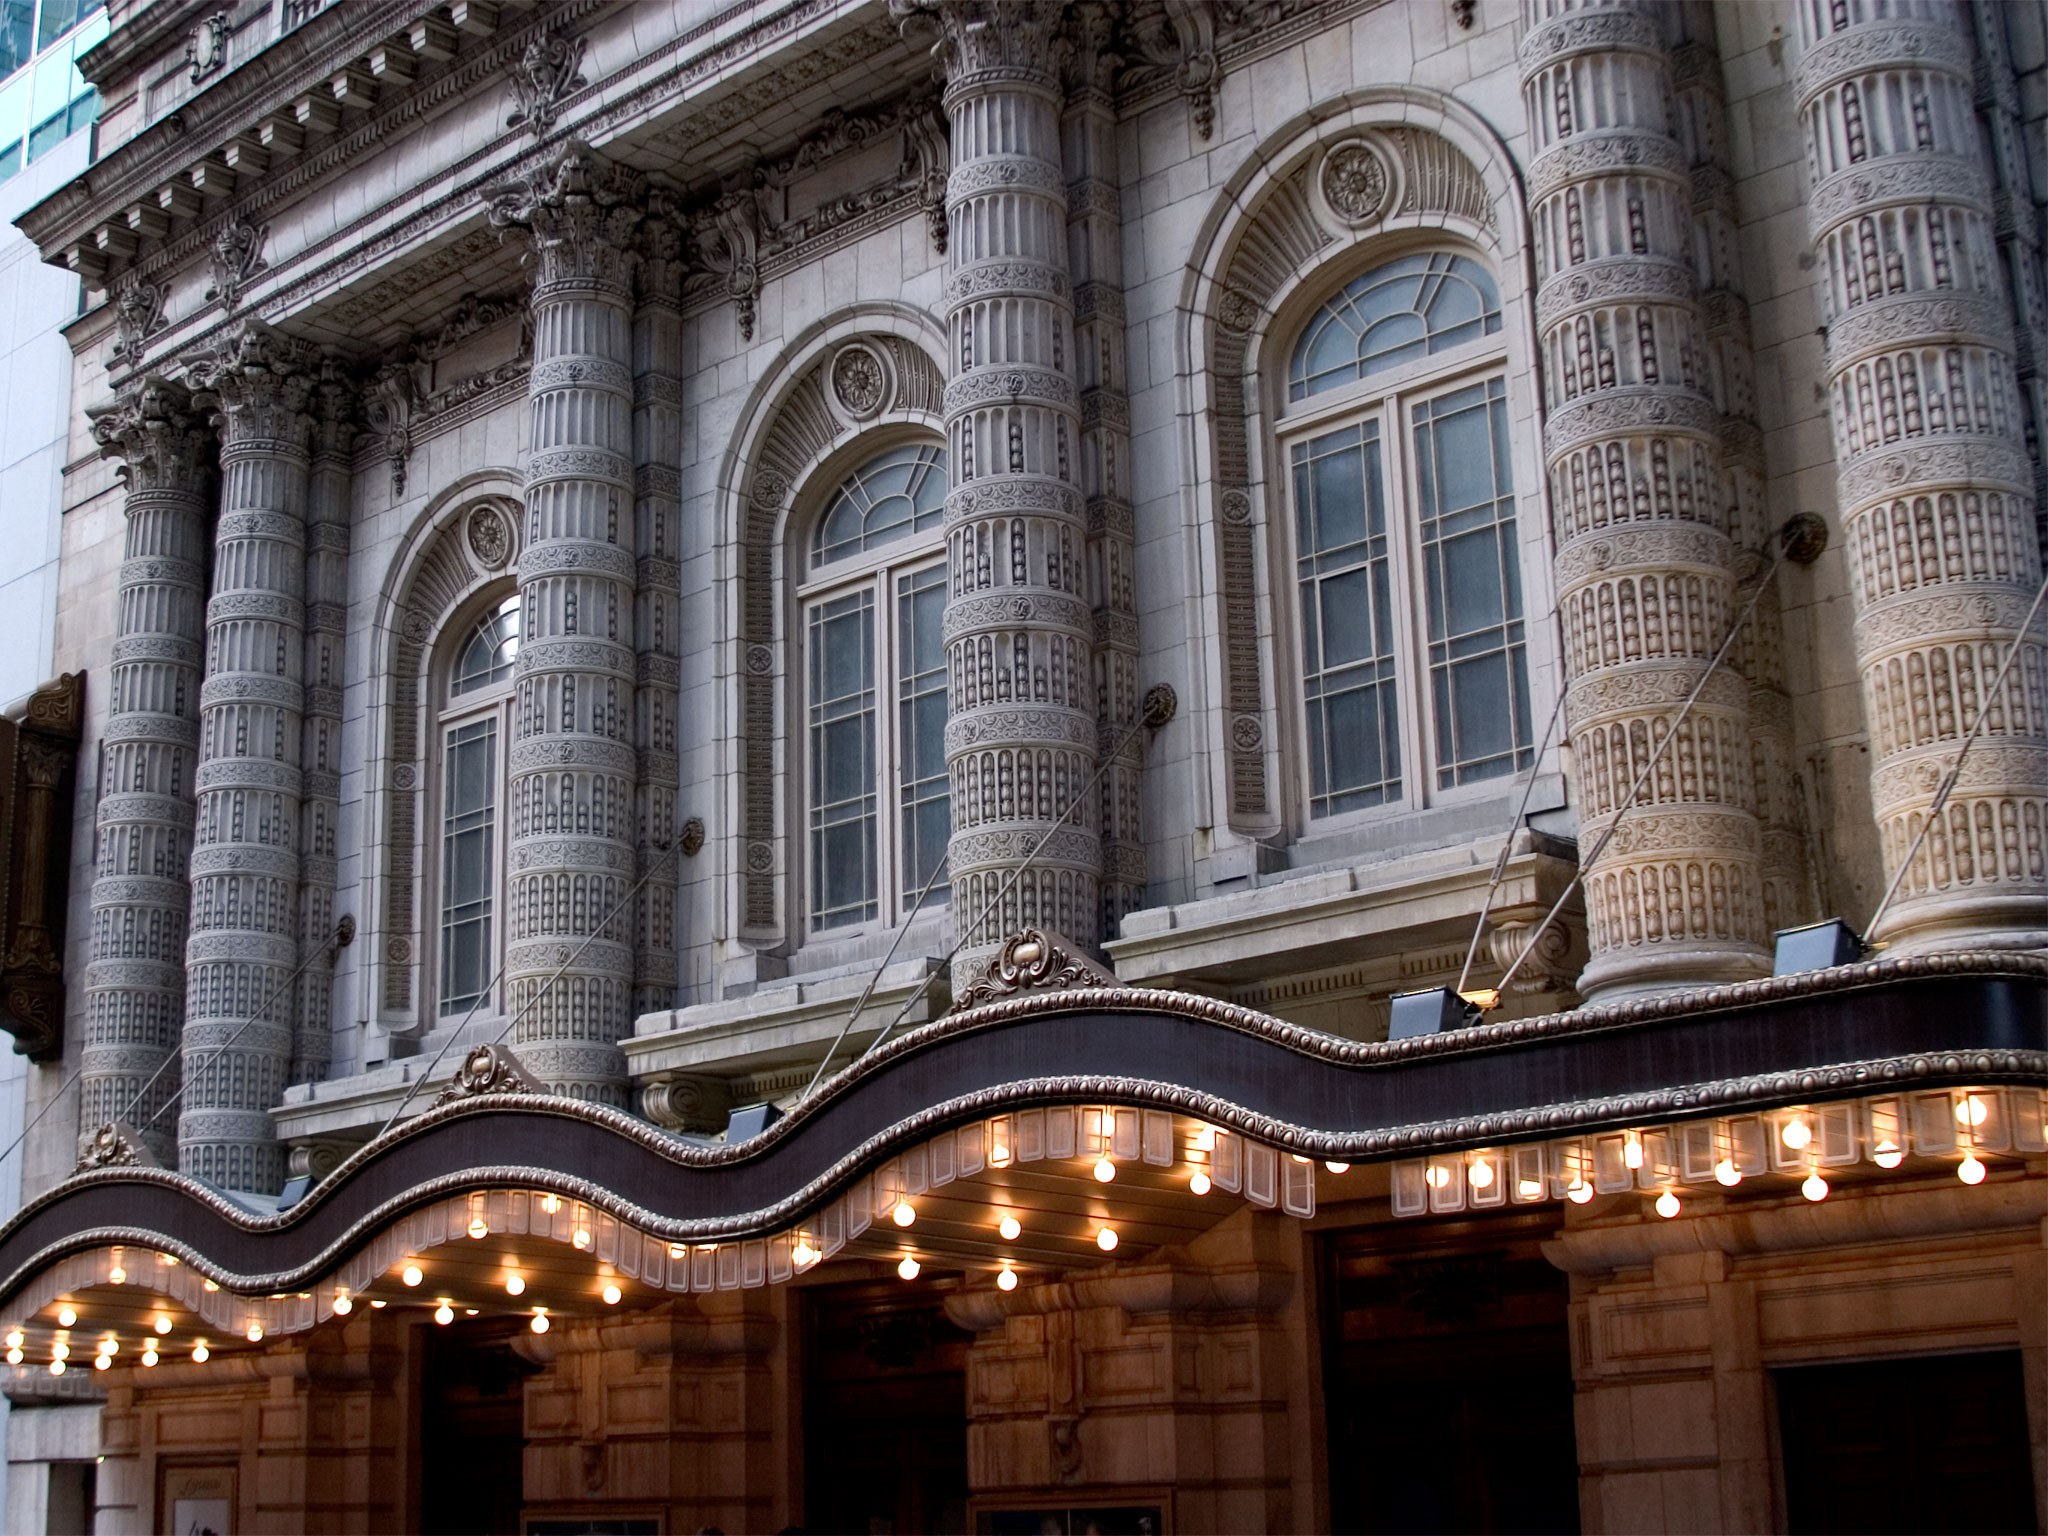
1381,390,1429,808
877,568,903,927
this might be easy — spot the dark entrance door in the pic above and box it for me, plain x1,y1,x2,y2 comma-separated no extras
419,1315,543,1535
803,1276,972,1534
1322,1213,1581,1534
1776,1351,2038,1533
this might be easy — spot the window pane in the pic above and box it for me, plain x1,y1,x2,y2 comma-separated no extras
1288,253,1504,401
439,718,497,1017
450,594,520,697
1414,378,1533,788
0,1,29,78
897,564,950,909
808,590,877,929
37,0,101,52
812,444,949,568
1295,421,1400,815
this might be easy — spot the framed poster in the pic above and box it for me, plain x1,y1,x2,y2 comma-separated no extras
162,1464,236,1536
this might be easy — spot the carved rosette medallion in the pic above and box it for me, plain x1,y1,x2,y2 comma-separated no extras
830,343,888,419
1319,139,1391,226
466,503,511,568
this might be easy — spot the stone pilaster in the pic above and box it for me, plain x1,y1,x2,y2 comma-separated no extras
629,194,684,1017
293,358,354,1086
1520,0,1771,997
487,146,644,1103
1061,5,1144,940
1796,2,2048,951
181,321,317,1194
80,379,214,1167
901,0,1101,984
1669,4,1813,936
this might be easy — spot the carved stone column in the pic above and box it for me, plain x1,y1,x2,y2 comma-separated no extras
81,380,213,1167
181,321,316,1195
1796,3,2048,952
487,147,644,1103
1061,5,1145,939
292,357,354,1086
629,193,684,1016
1521,0,1771,997
901,0,1102,984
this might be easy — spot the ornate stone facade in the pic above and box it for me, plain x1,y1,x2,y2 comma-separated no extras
905,0,1103,983
1796,0,2048,953
487,147,645,1104
80,380,214,1168
1521,0,1770,997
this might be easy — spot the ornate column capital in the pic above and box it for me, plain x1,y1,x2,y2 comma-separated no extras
891,0,1065,92
486,142,646,294
87,376,213,496
188,320,319,455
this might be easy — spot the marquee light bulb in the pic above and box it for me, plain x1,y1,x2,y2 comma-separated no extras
1424,1164,1451,1190
1468,1158,1495,1190
191,1342,209,1363
5,1330,21,1349
93,1355,110,1371
108,1266,127,1286
49,1342,66,1361
1566,1179,1593,1205
1623,1135,1644,1170
55,1306,75,1328
530,1309,549,1334
1188,1170,1212,1197
332,1293,353,1316
140,1348,157,1368
1714,1158,1741,1187
540,1194,561,1214
891,1200,916,1229
48,1360,63,1376
996,1268,1018,1292
1782,1117,1812,1151
1959,1155,1987,1185
1325,1161,1350,1174
1517,1178,1544,1199
401,1264,423,1287
4,1349,19,1365
433,1304,454,1326
153,1315,172,1335
1194,1127,1216,1152
1801,1172,1829,1202
997,1215,1021,1241
245,1323,263,1343
369,1301,387,1309
505,1275,526,1297
601,1284,622,1306
467,1217,488,1240
1093,1157,1116,1184
792,1239,818,1268
572,1229,591,1250
1873,1139,1904,1169
1096,1226,1119,1252
896,1256,921,1281
1655,1190,1681,1219
98,1337,117,1356
1956,1095,1989,1127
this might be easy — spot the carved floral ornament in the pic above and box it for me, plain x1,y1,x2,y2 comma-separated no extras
506,28,588,138
205,219,269,312
830,343,888,418
1319,138,1393,226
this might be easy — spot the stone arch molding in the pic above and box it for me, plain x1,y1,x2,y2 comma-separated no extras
718,308,948,948
1180,88,1531,836
364,473,526,1032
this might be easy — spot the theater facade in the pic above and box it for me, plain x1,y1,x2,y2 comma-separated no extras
0,0,2044,1529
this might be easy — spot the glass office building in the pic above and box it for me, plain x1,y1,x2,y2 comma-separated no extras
0,0,101,185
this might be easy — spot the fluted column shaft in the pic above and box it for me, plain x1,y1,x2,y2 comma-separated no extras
1796,0,2048,949
81,381,214,1166
293,363,354,1085
488,148,644,1103
182,324,316,1194
1521,0,1770,997
1062,7,1144,939
924,0,1100,985
630,203,684,1016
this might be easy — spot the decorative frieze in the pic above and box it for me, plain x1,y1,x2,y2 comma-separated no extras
486,146,644,1103
1797,0,2048,951
81,379,214,1168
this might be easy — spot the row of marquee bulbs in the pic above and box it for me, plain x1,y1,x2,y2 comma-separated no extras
10,1309,209,1374
1420,1094,2000,1217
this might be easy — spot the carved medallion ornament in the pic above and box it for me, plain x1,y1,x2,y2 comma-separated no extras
109,277,169,368
506,29,588,138
949,929,1117,1014
432,1043,543,1106
1320,140,1391,225
466,502,512,568
831,344,887,419
75,1121,159,1173
205,219,269,312
186,11,228,85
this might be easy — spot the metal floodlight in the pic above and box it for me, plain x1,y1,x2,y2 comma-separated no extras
725,1102,785,1141
1771,919,1864,977
1388,986,1477,1042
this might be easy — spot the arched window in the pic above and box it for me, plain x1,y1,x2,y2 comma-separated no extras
802,444,950,933
436,591,519,1016
1280,251,1531,822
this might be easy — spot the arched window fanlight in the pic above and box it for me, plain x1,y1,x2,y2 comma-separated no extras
812,444,948,567
449,595,520,698
1288,252,1503,402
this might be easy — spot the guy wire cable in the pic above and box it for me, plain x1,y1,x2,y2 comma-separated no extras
1454,682,1570,997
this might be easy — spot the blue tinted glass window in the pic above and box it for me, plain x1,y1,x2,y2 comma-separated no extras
1288,253,1503,401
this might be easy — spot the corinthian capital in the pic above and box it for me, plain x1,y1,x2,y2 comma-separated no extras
188,319,319,453
87,376,213,496
486,142,646,294
891,0,1064,89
